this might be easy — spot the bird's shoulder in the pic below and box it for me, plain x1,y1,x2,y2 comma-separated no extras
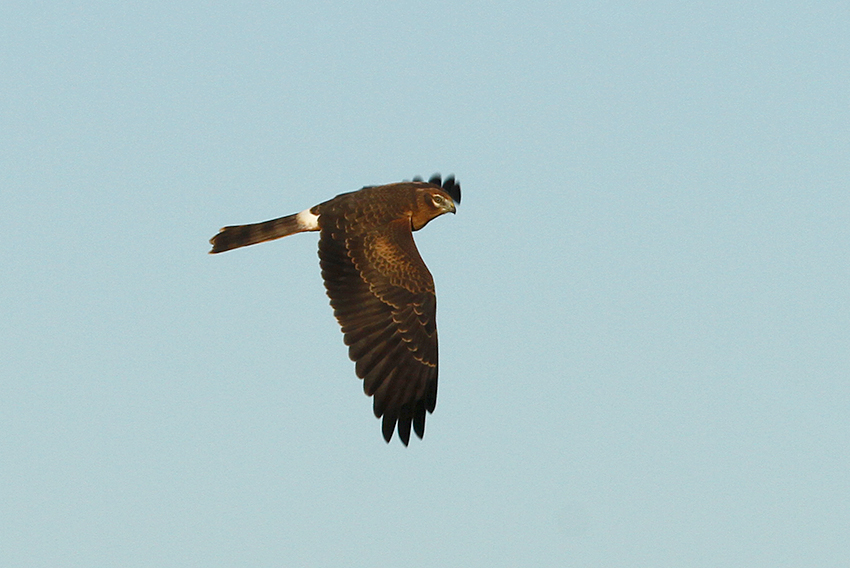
316,182,421,230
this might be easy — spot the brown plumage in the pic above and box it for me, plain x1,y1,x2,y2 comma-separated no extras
209,174,460,445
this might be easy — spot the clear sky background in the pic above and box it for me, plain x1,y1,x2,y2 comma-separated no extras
2,2,848,567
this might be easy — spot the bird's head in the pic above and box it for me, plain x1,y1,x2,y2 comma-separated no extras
411,174,460,231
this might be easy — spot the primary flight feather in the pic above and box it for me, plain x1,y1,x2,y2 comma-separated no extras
209,174,460,445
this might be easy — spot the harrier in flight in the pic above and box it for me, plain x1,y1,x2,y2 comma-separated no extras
210,174,460,445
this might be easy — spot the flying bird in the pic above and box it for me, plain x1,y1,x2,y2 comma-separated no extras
209,174,460,445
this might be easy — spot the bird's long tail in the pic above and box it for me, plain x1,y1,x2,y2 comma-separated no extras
209,210,317,254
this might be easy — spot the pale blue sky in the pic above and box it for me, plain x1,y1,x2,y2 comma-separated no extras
2,1,848,566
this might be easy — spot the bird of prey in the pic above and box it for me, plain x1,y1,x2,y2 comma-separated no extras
209,174,460,445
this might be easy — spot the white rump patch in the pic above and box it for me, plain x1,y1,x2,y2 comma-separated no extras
296,208,320,231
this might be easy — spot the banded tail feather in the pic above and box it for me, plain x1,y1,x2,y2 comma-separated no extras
209,208,319,254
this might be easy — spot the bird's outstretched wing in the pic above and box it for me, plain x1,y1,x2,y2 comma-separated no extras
319,216,439,445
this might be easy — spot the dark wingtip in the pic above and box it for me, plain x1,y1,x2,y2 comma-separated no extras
442,174,460,205
382,415,396,444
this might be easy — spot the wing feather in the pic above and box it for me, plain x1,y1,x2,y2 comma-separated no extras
318,212,439,445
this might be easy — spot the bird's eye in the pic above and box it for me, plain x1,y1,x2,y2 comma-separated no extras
431,194,444,207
